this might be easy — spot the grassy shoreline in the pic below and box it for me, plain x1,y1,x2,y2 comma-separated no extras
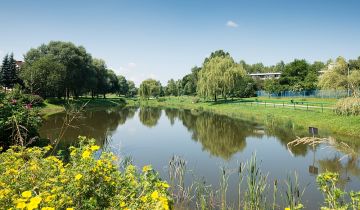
40,97,126,116
129,96,360,139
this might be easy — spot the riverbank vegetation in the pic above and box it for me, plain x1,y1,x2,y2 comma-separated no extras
0,137,171,209
132,96,360,138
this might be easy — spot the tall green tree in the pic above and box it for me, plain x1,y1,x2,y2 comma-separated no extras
139,79,161,99
165,79,177,96
24,41,93,98
117,75,129,96
318,57,348,92
20,56,66,98
279,59,311,91
1,53,19,90
126,80,137,97
197,54,245,101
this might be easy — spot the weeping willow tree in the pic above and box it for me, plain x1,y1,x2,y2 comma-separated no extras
197,55,245,101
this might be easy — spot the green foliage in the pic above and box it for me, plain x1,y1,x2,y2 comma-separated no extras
334,97,360,116
139,79,161,99
165,79,177,96
0,53,20,89
117,75,129,96
126,80,138,97
0,91,42,149
197,54,246,101
316,172,350,210
0,137,171,209
21,55,66,98
279,59,312,91
319,57,348,92
264,79,282,96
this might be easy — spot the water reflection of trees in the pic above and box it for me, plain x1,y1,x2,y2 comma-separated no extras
165,109,256,159
139,107,162,127
40,107,137,148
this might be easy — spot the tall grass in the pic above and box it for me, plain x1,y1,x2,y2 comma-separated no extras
334,97,360,116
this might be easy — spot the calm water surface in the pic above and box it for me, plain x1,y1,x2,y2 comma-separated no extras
40,107,360,209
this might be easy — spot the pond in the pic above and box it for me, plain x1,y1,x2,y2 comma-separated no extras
40,106,360,209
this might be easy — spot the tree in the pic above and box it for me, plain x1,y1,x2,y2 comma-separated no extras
0,54,9,88
348,70,360,97
139,79,161,99
1,53,19,90
264,78,282,97
117,75,129,96
126,80,137,97
20,56,66,98
165,79,177,96
180,66,201,95
91,58,109,98
24,41,93,98
318,57,348,92
107,70,120,95
279,59,311,91
197,54,245,101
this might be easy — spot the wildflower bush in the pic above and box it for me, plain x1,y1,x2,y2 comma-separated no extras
0,137,171,210
0,91,42,148
317,172,360,210
334,97,360,116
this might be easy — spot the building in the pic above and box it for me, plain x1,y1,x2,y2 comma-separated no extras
249,72,281,80
15,60,24,69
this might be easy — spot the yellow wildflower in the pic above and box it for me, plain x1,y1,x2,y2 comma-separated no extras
16,202,26,209
140,196,147,202
120,201,126,207
41,207,55,210
45,195,55,202
75,174,83,180
28,196,42,210
82,150,91,159
142,165,152,172
90,145,100,151
21,190,32,198
66,208,74,210
151,191,159,200
161,182,170,188
285,208,290,210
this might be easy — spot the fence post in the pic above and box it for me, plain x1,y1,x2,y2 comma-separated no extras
321,104,323,113
283,102,284,107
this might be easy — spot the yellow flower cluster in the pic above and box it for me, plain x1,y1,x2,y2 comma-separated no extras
0,136,171,210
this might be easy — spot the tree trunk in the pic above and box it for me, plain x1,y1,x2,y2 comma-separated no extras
214,94,217,102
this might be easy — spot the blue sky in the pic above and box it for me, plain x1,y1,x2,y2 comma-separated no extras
1,0,360,85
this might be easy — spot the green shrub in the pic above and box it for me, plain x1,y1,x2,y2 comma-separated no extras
0,93,42,149
157,98,166,102
317,172,360,210
0,137,171,210
6,86,44,107
334,97,360,116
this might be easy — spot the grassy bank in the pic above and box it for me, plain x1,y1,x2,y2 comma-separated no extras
40,97,127,116
129,96,360,138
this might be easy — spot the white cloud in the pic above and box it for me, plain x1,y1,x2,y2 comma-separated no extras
226,20,238,28
128,62,137,68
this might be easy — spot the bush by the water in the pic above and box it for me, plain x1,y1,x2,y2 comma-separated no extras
6,86,44,107
0,137,171,210
0,92,42,148
334,97,360,116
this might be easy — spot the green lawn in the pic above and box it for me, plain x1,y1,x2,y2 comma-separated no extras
41,96,127,116
131,96,360,139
